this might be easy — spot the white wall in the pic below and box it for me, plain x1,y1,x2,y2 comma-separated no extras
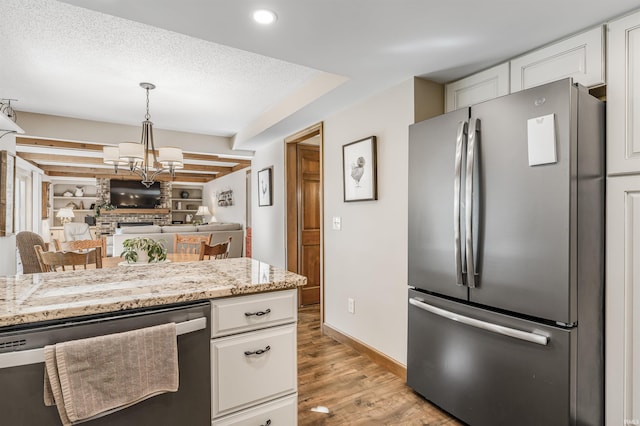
203,169,247,226
0,133,16,276
323,79,415,364
248,77,441,364
250,139,285,268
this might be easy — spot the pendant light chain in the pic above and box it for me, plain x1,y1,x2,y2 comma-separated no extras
145,86,151,121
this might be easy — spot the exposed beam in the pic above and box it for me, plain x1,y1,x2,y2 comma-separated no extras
19,152,104,164
16,137,251,165
19,153,232,173
44,170,215,182
16,137,104,151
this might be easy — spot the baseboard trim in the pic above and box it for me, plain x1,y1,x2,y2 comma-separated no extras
322,323,407,382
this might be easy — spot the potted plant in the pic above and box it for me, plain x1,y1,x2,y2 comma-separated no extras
94,201,114,218
120,237,167,264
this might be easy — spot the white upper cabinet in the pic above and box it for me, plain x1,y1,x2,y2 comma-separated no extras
510,26,605,92
607,10,640,175
444,63,510,112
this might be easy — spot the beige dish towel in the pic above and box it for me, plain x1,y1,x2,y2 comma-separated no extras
44,323,178,425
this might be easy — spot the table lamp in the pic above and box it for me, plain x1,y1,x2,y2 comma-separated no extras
56,207,75,225
195,205,212,224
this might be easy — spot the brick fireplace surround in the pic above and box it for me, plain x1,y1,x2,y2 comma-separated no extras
95,178,172,236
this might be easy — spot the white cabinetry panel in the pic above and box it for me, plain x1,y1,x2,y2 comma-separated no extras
445,63,509,112
607,11,640,175
211,289,297,338
211,324,297,418
212,394,297,426
606,176,640,426
510,26,604,92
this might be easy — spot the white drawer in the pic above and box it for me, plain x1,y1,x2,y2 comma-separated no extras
211,324,297,418
211,290,297,337
212,394,297,426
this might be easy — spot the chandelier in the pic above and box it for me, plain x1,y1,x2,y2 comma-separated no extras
103,82,183,187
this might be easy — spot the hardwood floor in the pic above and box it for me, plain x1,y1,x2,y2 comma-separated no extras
297,305,462,425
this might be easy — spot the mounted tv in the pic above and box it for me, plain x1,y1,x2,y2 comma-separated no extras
109,180,161,209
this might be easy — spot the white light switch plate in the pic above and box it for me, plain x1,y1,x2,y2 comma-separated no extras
332,216,341,230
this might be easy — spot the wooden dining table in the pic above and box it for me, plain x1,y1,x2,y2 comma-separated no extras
101,253,201,268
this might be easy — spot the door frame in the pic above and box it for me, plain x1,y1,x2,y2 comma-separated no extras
285,123,324,316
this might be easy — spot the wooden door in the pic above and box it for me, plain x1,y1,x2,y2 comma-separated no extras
297,145,320,305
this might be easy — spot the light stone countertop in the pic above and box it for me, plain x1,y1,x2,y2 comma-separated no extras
0,258,307,328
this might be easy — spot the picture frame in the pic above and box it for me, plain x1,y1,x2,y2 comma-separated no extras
0,151,15,236
258,166,273,207
343,136,377,202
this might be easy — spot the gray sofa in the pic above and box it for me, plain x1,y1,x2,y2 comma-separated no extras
112,223,244,258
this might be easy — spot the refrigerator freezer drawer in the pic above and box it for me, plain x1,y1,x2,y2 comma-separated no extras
407,290,574,426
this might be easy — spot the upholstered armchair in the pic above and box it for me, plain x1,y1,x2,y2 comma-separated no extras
63,222,92,241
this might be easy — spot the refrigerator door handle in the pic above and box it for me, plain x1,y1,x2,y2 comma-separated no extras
409,298,549,346
465,118,479,288
454,120,468,286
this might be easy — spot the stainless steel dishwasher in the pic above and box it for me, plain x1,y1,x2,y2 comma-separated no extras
0,301,210,425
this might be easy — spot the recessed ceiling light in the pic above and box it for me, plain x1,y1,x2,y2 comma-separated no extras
253,9,277,25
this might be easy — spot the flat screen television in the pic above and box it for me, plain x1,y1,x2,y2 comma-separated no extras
109,180,161,209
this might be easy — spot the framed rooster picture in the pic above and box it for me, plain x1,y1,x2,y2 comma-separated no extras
258,166,273,207
343,136,377,202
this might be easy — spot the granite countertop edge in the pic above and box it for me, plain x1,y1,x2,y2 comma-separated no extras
0,258,307,329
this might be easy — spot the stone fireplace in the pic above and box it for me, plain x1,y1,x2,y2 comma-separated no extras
95,178,172,235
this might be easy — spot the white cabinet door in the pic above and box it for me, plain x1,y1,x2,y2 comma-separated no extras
212,394,297,426
608,11,640,175
606,175,640,426
444,63,509,112
211,324,297,418
510,26,604,92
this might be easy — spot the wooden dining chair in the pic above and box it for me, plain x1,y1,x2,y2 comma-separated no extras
175,233,212,254
35,245,103,272
198,237,232,260
53,237,107,257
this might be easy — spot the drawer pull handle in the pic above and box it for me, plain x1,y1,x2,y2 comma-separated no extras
244,308,271,317
260,420,271,426
244,345,271,356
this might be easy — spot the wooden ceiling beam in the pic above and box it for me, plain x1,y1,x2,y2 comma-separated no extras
18,152,104,164
39,164,219,176
16,137,104,152
16,137,252,165
18,152,248,173
44,170,214,183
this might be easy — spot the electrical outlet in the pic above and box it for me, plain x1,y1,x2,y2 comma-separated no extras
348,297,355,314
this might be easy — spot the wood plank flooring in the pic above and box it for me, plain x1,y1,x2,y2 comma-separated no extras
297,305,462,425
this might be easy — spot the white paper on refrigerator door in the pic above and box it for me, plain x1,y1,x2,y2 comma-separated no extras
527,114,557,166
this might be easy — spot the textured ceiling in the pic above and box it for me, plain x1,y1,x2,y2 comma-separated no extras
2,0,640,152
0,0,322,139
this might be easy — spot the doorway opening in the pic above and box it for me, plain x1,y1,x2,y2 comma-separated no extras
285,123,323,313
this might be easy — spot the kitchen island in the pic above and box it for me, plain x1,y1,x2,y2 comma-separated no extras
0,258,306,425
0,257,306,327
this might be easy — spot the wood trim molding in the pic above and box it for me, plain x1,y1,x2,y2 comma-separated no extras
284,123,322,144
322,323,407,382
101,208,169,214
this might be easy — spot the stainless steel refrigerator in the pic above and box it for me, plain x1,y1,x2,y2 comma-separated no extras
407,79,604,426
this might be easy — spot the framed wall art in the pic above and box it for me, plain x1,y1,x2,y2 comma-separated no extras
0,150,15,236
343,136,377,202
258,166,273,207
